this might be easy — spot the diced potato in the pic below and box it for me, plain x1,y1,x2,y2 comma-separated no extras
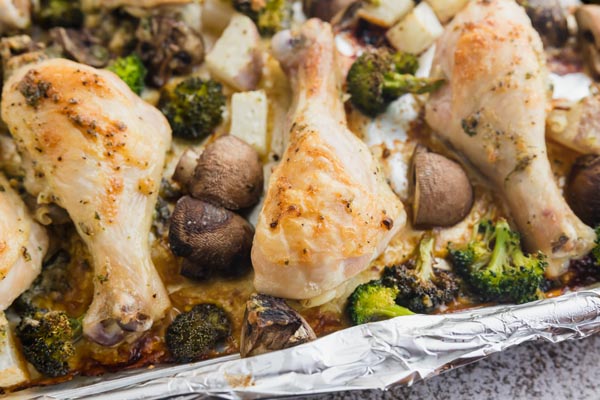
357,0,414,28
386,2,444,55
230,90,269,156
206,14,263,91
201,0,235,33
0,312,29,388
425,0,470,23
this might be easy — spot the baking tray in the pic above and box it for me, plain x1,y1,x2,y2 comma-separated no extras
8,285,600,399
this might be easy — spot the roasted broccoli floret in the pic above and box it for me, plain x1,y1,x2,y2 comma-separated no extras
448,219,547,304
107,54,147,95
16,310,81,377
346,48,444,117
382,235,460,313
165,303,231,363
233,0,292,35
34,0,84,29
347,280,414,325
159,77,225,140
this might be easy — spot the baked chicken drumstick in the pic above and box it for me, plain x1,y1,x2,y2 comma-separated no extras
0,172,48,311
252,19,406,300
1,58,171,345
425,0,595,276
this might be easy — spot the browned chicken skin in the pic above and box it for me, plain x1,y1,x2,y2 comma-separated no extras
426,0,595,276
1,58,171,345
0,172,48,311
252,19,406,300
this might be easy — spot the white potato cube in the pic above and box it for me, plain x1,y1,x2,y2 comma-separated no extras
206,14,263,91
386,2,444,55
230,90,269,156
0,312,29,388
425,0,470,23
357,0,414,28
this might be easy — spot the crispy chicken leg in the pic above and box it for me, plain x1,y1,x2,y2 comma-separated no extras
252,19,406,300
0,173,48,311
425,0,595,276
1,59,171,345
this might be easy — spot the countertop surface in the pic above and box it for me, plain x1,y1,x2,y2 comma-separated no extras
307,333,599,400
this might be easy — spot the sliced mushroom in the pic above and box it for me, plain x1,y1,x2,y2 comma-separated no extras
190,136,263,211
168,196,253,279
0,35,47,82
136,16,204,87
330,0,363,31
576,5,600,78
518,0,569,48
50,28,109,68
172,148,200,190
240,293,317,358
566,154,600,227
83,0,192,10
410,146,473,229
303,0,357,22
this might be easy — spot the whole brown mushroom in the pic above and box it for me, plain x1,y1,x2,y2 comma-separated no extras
410,146,473,229
566,154,600,227
576,5,600,79
169,196,254,279
517,0,569,48
189,135,263,210
303,0,356,22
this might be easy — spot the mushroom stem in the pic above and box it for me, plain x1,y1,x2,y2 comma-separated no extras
172,148,200,190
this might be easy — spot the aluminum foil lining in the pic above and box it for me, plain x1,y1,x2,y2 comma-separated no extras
9,47,599,400
10,286,600,400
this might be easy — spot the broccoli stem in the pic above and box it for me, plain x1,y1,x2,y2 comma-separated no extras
415,235,435,282
487,222,511,276
374,304,415,319
383,73,444,97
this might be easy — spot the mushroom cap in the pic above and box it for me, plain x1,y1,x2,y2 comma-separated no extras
303,0,356,22
576,5,600,78
190,135,264,210
519,0,568,48
169,196,254,279
410,146,473,229
566,154,600,227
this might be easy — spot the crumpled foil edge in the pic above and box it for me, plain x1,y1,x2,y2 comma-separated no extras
11,286,600,400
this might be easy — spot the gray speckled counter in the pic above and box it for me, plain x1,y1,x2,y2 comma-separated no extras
307,334,600,400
